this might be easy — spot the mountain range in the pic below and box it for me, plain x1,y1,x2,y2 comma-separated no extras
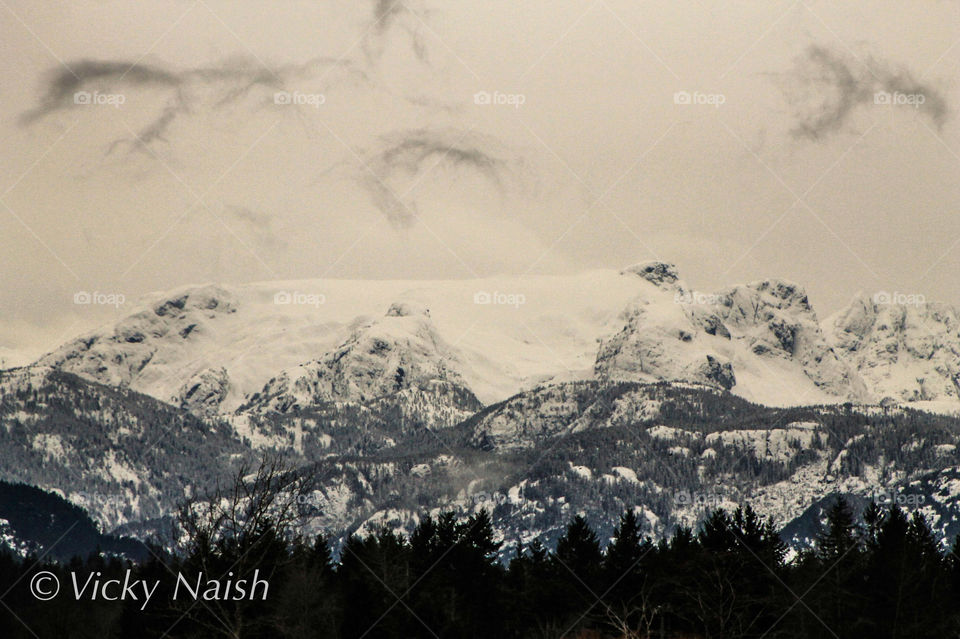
4,262,960,556
35,262,960,414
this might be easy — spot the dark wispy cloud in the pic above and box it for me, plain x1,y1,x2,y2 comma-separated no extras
361,128,512,227
21,59,181,124
106,98,187,157
22,56,368,157
224,204,288,251
374,0,405,29
782,45,948,140
364,0,430,63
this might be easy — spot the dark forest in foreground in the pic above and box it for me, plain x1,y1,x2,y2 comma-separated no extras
1,477,958,639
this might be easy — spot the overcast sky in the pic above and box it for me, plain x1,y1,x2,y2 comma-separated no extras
1,0,958,360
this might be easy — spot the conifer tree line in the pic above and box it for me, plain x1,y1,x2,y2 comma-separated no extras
1,459,959,638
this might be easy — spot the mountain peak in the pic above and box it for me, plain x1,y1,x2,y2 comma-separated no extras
621,261,681,287
386,301,430,318
726,279,811,311
241,296,471,413
21,270,960,416
150,284,237,317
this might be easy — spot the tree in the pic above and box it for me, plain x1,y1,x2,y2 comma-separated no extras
604,509,645,580
272,534,340,639
803,496,865,637
817,496,860,561
555,514,603,581
600,510,659,638
862,507,951,638
338,527,411,639
173,453,316,639
550,515,604,634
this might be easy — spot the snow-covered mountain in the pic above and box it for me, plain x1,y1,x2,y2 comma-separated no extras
34,271,643,414
36,284,245,413
0,367,245,531
595,266,866,406
6,358,960,556
827,293,960,405
242,301,476,409
29,263,960,418
17,261,960,553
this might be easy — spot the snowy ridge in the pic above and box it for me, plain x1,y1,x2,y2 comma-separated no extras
242,301,476,416
24,263,960,416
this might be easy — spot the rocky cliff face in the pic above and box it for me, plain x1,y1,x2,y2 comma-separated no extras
827,293,960,402
596,267,866,405
37,285,240,413
710,279,867,400
177,366,231,416
241,301,480,429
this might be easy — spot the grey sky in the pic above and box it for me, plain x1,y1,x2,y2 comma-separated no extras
1,0,958,360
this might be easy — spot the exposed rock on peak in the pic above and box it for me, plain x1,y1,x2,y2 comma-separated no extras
152,285,237,317
177,367,230,417
37,285,238,392
595,295,739,392
719,279,812,316
828,293,960,401
596,276,865,403
386,301,430,318
621,261,681,287
242,302,476,422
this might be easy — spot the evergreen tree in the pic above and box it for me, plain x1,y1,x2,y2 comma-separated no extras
805,496,864,637
603,510,659,638
555,514,602,580
551,515,604,634
604,509,645,579
817,496,860,560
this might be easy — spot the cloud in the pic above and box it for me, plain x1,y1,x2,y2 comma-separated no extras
782,45,949,140
359,128,514,227
373,0,406,29
22,55,369,158
105,96,188,157
364,0,431,63
224,205,288,251
21,59,181,124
